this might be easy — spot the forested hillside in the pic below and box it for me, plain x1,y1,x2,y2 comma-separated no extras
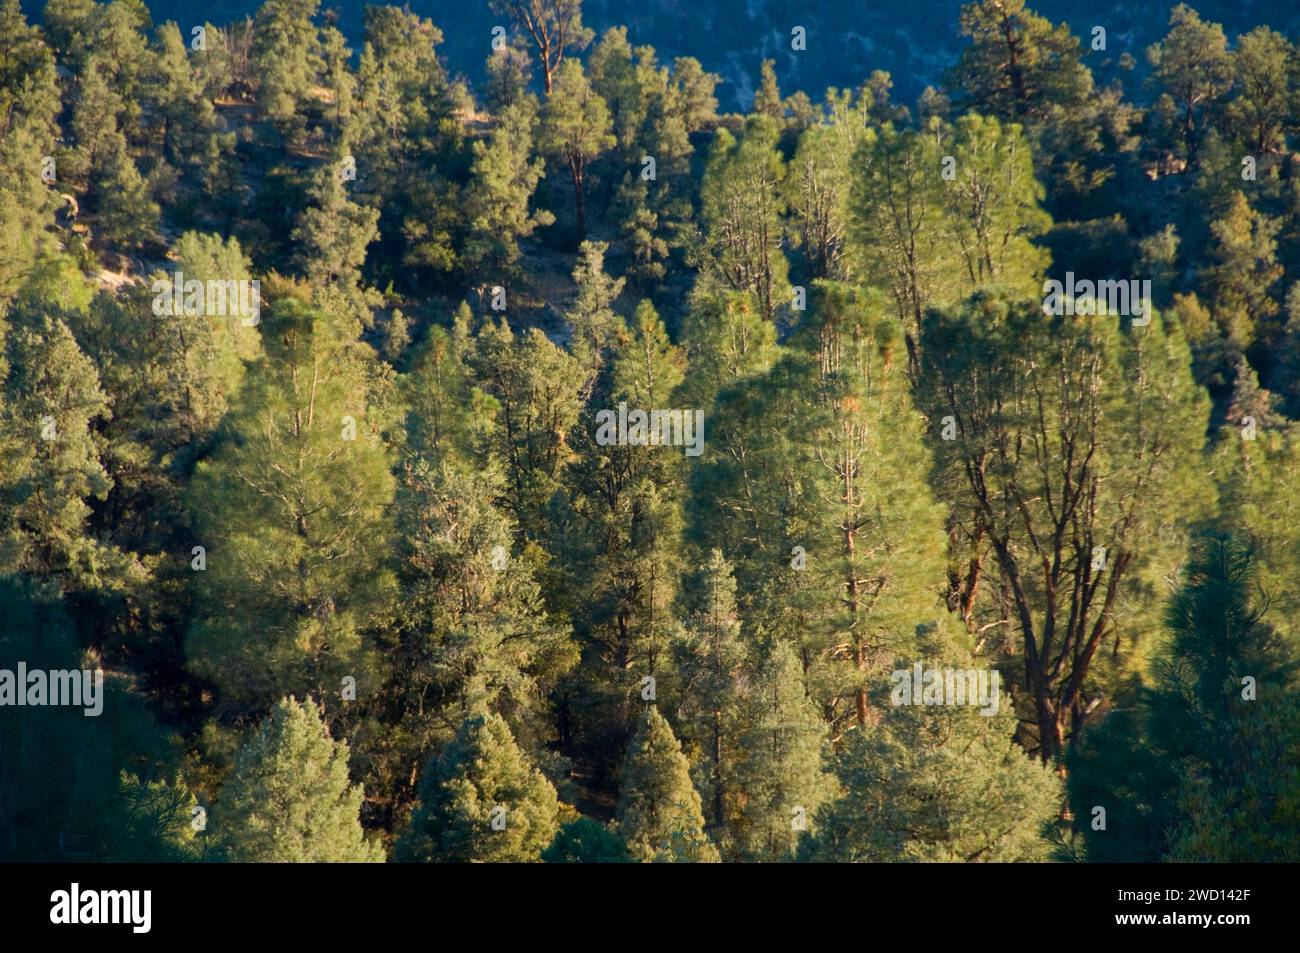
1,0,1298,863
25,0,1300,110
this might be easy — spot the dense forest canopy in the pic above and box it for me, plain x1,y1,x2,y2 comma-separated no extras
22,0,1300,111
1,0,1299,863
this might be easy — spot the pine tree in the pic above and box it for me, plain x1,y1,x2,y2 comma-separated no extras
944,0,1092,122
940,113,1050,293
0,298,120,590
347,5,462,287
1168,685,1300,861
542,817,633,862
613,176,670,288
805,670,1062,861
397,712,560,862
0,0,61,309
468,318,584,534
1068,535,1299,861
1146,5,1232,162
539,58,614,239
565,239,625,392
670,57,718,132
464,96,554,279
381,308,410,365
485,41,533,112
692,284,947,734
675,291,779,412
389,450,577,784
752,59,783,120
93,137,160,253
216,697,382,862
588,27,647,163
185,298,397,716
402,309,482,466
848,124,945,342
1202,191,1281,360
698,118,789,323
731,641,829,861
671,550,748,836
919,290,1212,761
489,0,593,95
1213,424,1300,636
1224,27,1293,158
0,573,202,862
292,161,381,325
784,117,863,282
148,21,225,181
615,706,719,862
161,231,264,441
250,0,322,145
562,301,686,749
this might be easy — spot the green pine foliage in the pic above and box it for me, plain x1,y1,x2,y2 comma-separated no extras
3,0,1300,865
1067,535,1299,861
216,696,383,862
398,712,560,863
185,298,398,716
615,706,719,862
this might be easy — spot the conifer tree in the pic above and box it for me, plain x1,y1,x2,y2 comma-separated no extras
148,21,225,181
615,706,719,862
485,41,533,112
539,58,614,239
217,696,382,862
163,231,263,440
542,817,632,862
919,290,1211,760
613,176,670,288
468,319,584,534
562,301,686,748
0,0,61,307
464,96,554,280
0,297,120,590
402,309,482,466
848,124,945,344
588,27,647,163
1068,535,1298,861
565,239,625,392
293,161,381,326
93,137,160,253
1201,191,1281,362
785,117,863,282
0,573,202,862
186,298,397,715
1146,5,1232,162
752,59,783,120
692,284,947,733
944,0,1092,122
388,437,577,791
1224,27,1292,158
672,550,747,835
731,641,829,861
698,118,789,323
347,6,462,286
675,291,780,412
1167,685,1300,861
250,0,322,145
398,712,560,863
940,113,1050,292
1213,425,1300,636
670,56,718,132
805,666,1061,862
490,0,593,95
